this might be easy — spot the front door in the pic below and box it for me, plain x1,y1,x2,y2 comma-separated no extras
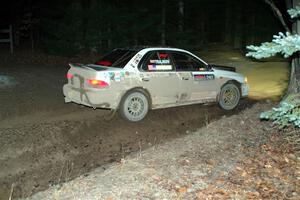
171,51,219,102
139,50,181,107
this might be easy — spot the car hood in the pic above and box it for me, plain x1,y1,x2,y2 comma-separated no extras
210,64,236,72
213,68,245,83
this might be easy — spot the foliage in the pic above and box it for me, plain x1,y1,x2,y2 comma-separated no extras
246,5,300,59
246,32,300,59
260,94,300,128
287,6,300,18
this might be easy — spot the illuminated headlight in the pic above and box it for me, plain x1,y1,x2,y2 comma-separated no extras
244,77,248,83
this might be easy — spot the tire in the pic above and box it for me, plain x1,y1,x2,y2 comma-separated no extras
218,83,240,110
119,90,149,122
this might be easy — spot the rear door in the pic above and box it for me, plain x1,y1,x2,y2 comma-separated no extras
139,50,181,107
171,51,219,102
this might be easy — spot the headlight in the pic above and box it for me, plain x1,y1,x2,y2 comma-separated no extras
244,77,248,83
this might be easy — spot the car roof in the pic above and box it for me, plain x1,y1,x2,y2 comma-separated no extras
117,46,185,52
119,46,209,70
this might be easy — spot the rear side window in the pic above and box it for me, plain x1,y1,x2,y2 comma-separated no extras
140,51,174,71
172,51,207,71
95,49,137,68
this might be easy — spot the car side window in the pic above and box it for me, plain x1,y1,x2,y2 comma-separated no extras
140,51,174,71
172,52,207,71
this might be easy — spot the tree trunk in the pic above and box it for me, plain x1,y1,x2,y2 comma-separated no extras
249,5,256,45
90,0,101,52
224,1,233,44
288,0,300,94
199,12,205,45
161,0,166,45
107,26,112,49
30,27,34,52
14,24,20,47
178,0,184,32
233,3,242,49
285,0,292,8
289,55,300,93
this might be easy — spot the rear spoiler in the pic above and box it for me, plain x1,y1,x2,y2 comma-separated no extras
69,63,98,71
70,63,115,72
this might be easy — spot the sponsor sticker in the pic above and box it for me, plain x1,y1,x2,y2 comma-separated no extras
194,74,215,80
109,71,126,82
109,72,115,80
114,72,121,82
148,64,172,71
149,59,170,64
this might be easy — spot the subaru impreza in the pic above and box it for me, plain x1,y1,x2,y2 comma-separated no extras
63,47,249,122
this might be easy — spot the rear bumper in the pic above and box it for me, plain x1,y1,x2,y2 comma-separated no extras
63,84,118,109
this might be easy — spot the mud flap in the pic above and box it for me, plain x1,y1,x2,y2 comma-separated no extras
64,97,71,103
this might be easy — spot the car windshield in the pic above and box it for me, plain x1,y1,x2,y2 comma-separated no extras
95,49,138,68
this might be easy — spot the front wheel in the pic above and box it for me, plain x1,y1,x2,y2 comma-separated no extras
119,90,149,122
218,83,240,110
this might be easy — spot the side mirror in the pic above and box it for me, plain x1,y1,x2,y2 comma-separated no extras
207,64,213,71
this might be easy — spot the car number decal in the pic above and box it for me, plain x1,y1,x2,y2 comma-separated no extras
133,54,143,64
194,74,215,81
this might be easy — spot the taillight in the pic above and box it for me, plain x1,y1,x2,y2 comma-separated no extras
87,79,109,87
67,73,73,79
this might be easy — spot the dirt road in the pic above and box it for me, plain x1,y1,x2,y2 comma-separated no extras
0,63,255,199
26,103,300,200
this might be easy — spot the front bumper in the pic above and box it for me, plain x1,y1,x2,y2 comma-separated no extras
63,84,118,109
241,83,249,97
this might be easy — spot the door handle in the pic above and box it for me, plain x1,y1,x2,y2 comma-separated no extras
142,78,150,82
181,77,189,80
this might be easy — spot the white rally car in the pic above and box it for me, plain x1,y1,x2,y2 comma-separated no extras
63,47,249,122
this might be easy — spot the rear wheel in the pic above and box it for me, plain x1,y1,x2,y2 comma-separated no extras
119,90,149,122
218,83,240,110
